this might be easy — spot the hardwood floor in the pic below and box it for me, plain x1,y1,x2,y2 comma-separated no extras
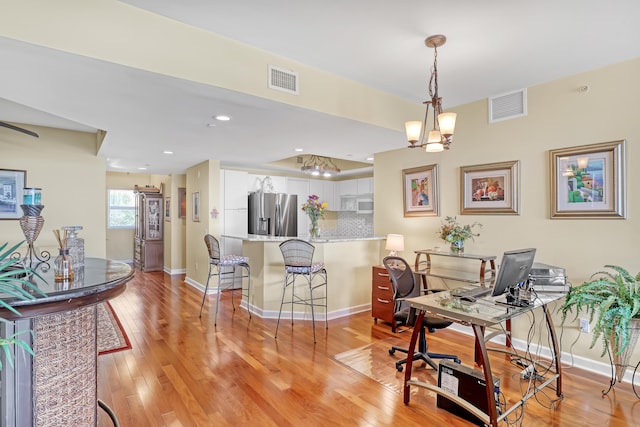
98,271,639,426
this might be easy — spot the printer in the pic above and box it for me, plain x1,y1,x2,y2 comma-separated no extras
529,262,569,293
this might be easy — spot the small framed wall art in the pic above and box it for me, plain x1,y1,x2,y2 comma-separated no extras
192,192,200,222
0,169,27,220
460,160,520,215
402,164,439,217
549,140,626,219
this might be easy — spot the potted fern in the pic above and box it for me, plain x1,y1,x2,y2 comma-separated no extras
0,241,46,369
561,265,640,383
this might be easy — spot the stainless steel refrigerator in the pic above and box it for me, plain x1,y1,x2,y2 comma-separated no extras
248,192,298,237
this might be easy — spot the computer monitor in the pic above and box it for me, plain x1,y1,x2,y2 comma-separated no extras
491,248,536,298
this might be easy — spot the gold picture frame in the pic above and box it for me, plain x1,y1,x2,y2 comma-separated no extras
402,164,439,217
549,140,626,219
460,160,520,215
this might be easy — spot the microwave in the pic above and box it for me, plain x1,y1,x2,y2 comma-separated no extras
356,198,374,214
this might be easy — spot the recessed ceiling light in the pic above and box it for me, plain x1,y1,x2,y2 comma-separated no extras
163,150,174,155
366,156,374,161
294,148,303,152
214,115,231,121
138,167,147,170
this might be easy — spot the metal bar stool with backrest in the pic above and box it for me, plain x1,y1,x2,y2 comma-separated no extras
199,234,251,325
383,255,460,372
275,239,328,343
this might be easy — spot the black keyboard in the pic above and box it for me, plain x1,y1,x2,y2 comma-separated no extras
451,286,492,301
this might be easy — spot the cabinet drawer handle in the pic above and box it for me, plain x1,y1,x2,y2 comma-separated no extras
377,298,390,304
377,286,390,291
377,272,390,277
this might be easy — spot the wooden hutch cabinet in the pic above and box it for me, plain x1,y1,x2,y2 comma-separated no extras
133,189,163,272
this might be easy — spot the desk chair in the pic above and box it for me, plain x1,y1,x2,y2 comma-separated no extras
383,256,460,372
275,239,328,343
199,234,251,325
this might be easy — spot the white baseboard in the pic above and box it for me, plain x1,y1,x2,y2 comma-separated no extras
163,267,187,275
447,323,631,384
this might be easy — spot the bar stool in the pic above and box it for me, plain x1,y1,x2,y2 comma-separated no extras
275,239,328,343
199,234,251,325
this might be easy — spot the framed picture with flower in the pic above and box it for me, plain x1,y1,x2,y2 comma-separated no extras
549,140,626,219
402,164,439,217
460,160,520,215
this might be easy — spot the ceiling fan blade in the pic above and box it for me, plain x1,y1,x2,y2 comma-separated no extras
0,121,39,138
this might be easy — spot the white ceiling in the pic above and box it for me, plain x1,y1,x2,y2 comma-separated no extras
2,0,640,175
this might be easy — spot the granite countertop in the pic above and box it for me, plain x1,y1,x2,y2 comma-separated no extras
222,234,385,243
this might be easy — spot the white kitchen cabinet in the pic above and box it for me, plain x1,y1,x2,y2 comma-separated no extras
337,179,358,197
309,179,337,210
357,177,373,195
223,170,249,210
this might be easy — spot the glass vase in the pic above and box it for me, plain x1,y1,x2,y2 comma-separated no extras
450,240,464,253
54,248,74,282
310,220,320,240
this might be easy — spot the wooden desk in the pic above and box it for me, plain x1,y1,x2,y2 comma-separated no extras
402,291,564,427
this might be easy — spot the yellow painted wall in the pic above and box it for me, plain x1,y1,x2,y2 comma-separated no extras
105,171,168,261
1,125,106,257
163,173,187,272
185,160,220,286
374,58,640,366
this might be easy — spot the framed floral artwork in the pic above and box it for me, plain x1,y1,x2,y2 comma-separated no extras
402,164,439,217
460,160,520,215
549,140,626,219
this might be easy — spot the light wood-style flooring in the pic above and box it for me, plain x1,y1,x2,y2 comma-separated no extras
98,271,640,426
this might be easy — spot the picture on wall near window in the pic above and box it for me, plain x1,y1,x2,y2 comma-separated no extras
402,164,439,217
178,187,186,219
192,192,200,222
549,140,626,219
0,169,27,220
165,197,171,222
460,160,520,215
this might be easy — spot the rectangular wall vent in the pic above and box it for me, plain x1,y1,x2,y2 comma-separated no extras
268,65,299,95
489,88,527,123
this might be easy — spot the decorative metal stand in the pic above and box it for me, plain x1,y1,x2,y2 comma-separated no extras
18,204,50,266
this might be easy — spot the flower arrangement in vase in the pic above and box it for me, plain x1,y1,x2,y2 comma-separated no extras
438,216,481,253
301,195,327,239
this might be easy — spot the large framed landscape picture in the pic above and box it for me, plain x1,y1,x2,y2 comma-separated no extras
0,169,26,220
549,140,626,219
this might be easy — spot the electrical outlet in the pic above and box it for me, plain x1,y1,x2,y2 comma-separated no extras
580,318,590,333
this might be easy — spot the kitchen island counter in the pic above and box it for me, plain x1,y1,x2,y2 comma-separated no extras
222,236,383,320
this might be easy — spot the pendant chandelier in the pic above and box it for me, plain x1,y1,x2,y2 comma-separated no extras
405,34,457,152
301,155,341,177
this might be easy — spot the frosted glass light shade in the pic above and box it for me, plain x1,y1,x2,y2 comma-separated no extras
438,112,457,136
405,121,422,144
426,142,444,152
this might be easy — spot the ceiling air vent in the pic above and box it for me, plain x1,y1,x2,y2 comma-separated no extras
489,88,527,123
268,65,299,95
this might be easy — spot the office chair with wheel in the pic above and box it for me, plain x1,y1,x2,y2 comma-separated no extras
383,256,460,372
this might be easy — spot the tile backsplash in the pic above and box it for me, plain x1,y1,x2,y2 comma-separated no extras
322,211,373,238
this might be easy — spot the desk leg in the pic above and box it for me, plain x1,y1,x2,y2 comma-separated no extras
403,310,424,405
543,305,563,396
472,324,499,427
